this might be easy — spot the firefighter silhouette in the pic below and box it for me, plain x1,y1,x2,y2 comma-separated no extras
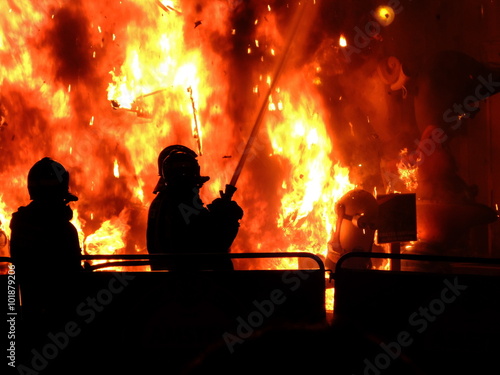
9,157,82,321
147,145,243,271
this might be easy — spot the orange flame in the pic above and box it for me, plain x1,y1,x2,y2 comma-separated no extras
397,148,418,192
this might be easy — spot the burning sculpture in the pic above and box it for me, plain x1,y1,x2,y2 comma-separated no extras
326,189,379,271
397,50,500,254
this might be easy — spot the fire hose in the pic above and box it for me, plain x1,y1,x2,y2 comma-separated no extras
221,0,315,201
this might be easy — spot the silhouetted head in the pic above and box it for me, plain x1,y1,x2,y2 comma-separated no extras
27,157,78,202
158,145,209,189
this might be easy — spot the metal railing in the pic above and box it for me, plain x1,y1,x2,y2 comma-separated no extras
81,251,325,271
335,251,500,274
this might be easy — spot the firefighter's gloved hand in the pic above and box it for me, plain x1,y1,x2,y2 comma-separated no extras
208,198,244,221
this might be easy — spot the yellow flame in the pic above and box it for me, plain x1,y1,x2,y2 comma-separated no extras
397,148,418,191
113,159,120,178
267,79,354,264
85,219,126,254
84,210,131,271
325,287,334,312
339,34,347,47
0,196,10,240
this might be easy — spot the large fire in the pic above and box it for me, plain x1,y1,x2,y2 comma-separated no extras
0,0,359,292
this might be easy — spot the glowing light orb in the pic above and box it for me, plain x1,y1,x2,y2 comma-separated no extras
374,6,396,27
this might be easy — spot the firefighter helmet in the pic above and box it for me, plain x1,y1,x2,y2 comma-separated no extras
156,145,197,177
159,145,209,188
27,157,78,202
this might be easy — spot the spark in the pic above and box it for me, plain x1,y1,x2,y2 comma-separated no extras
113,159,120,178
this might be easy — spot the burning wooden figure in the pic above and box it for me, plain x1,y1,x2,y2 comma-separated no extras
410,51,500,254
326,189,378,271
